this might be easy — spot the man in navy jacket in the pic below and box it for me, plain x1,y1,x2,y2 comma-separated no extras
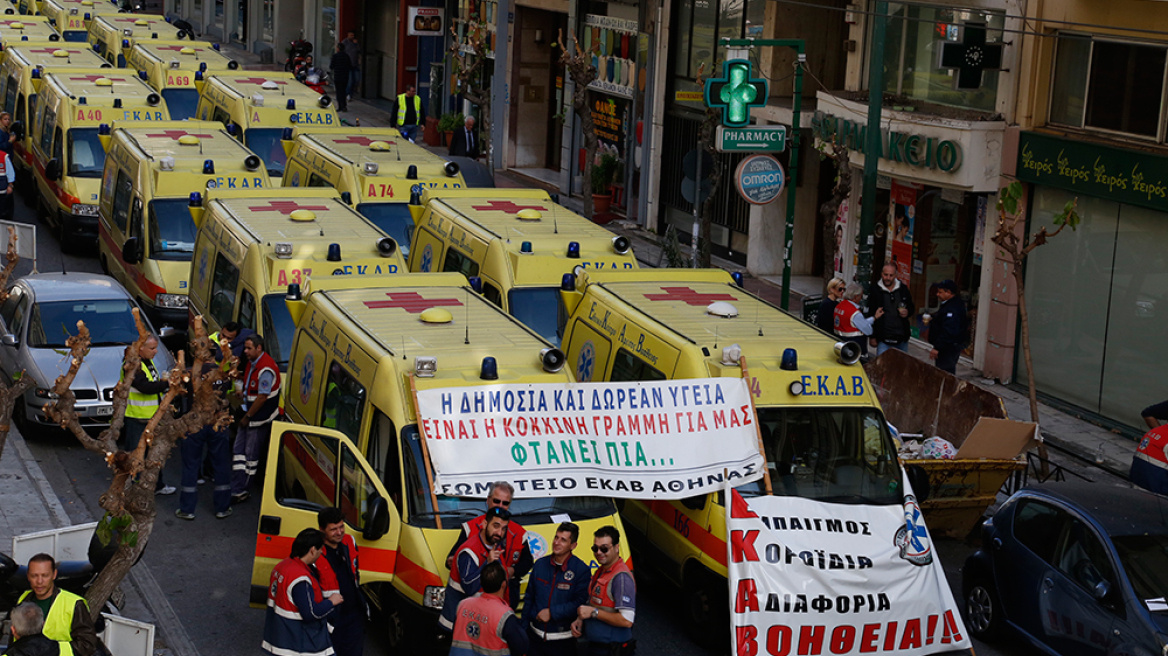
521,522,591,656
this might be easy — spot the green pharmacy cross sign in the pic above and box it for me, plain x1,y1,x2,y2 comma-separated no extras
705,59,768,128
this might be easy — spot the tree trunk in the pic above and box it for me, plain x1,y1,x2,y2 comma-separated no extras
0,376,34,461
1013,263,1051,473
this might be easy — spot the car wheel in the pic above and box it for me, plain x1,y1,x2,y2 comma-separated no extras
684,569,728,647
964,570,1004,642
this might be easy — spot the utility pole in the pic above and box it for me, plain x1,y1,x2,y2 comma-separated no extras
856,2,887,297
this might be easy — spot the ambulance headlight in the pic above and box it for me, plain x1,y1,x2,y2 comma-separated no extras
834,341,861,366
541,348,566,373
423,586,444,609
376,237,396,258
244,155,261,171
363,162,378,175
444,161,459,177
612,235,630,255
789,380,805,396
415,356,437,378
274,242,293,258
480,357,498,380
155,293,188,309
71,203,99,217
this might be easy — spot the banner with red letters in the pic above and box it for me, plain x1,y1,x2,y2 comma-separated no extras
727,481,970,656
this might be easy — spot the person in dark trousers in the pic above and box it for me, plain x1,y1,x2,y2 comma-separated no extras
928,279,967,374
450,562,529,656
6,603,60,656
17,555,96,656
440,506,512,633
175,356,233,521
121,335,175,495
572,526,634,656
815,277,845,333
868,263,915,355
448,115,479,159
522,522,590,656
392,85,425,142
231,335,282,504
329,43,352,112
315,508,365,656
342,31,360,100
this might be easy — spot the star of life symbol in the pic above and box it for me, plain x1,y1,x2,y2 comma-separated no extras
420,243,433,272
894,494,933,566
525,532,548,560
576,341,596,382
465,620,481,640
299,352,315,405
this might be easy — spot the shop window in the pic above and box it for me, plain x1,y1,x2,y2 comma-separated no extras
876,7,1004,112
672,0,766,80
1050,35,1167,140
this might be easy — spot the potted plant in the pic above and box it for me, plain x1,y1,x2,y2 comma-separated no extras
438,112,463,147
590,153,618,214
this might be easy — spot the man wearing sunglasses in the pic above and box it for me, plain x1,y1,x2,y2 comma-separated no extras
522,522,590,656
440,506,513,633
445,482,534,608
572,526,635,656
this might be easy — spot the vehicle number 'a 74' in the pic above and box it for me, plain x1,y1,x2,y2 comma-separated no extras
367,183,394,198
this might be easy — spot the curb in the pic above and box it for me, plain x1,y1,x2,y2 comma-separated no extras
9,430,70,528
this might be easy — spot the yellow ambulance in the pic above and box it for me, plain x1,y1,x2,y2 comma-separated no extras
282,127,466,256
87,13,176,67
32,70,168,248
126,40,238,119
186,188,405,369
0,44,110,185
407,188,638,347
195,72,338,180
0,15,63,45
14,0,37,16
557,268,925,641
253,272,628,650
98,122,269,332
39,0,121,42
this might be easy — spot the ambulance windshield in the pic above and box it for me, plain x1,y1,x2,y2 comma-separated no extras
245,128,287,177
400,425,616,528
67,128,107,178
356,203,413,256
737,407,902,506
148,199,196,260
161,88,199,120
508,287,561,347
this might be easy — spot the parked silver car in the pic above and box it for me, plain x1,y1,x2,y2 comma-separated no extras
0,273,176,431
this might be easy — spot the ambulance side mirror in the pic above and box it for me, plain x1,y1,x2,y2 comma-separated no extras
122,237,142,265
45,158,62,181
10,121,22,140
905,464,930,503
363,496,391,541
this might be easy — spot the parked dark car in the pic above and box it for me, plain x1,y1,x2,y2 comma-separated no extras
963,482,1168,655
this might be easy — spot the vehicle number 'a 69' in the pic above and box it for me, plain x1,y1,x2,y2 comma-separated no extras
167,74,192,86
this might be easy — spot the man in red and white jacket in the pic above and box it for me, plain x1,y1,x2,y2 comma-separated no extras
262,529,344,656
445,482,533,608
231,334,282,504
315,507,365,656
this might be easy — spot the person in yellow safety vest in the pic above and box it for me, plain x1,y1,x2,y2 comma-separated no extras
120,335,176,495
16,554,97,656
392,85,425,143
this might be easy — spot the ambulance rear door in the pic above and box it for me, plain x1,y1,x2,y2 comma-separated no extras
252,421,400,606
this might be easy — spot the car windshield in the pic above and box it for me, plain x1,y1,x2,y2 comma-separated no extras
1113,534,1168,605
735,407,902,505
67,128,107,178
400,425,615,528
245,128,288,177
508,287,561,347
356,202,412,256
261,294,295,371
161,88,200,120
27,299,137,348
62,30,88,42
148,198,197,260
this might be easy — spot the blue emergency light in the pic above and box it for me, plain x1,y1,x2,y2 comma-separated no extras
327,243,342,261
561,273,575,291
113,99,122,108
282,127,293,140
781,348,798,371
199,62,207,72
406,165,418,180
202,160,214,174
566,241,580,258
468,276,482,293
195,71,203,81
138,70,147,80
188,192,202,207
212,43,220,50
731,271,745,288
122,39,129,48
78,97,87,105
480,357,498,380
520,241,533,254
286,99,295,110
286,284,301,300
340,191,351,205
226,124,238,136
98,124,111,135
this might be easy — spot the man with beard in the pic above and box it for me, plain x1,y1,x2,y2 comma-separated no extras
439,506,513,632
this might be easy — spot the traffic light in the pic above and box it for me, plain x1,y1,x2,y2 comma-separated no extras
704,59,768,128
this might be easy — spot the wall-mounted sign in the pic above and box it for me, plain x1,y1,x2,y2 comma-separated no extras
716,125,786,153
812,111,963,172
585,14,638,99
408,7,444,36
735,155,785,205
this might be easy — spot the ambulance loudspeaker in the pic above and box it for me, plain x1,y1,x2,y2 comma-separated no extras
444,161,460,177
834,341,861,365
541,348,566,373
377,237,397,257
244,155,261,171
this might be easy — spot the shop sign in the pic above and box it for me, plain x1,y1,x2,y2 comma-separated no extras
812,112,962,172
590,96,628,161
407,7,444,36
735,155,785,205
585,14,638,99
1017,131,1168,213
716,125,786,153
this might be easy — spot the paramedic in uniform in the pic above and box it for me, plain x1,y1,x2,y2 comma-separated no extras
261,528,343,656
440,507,512,632
572,526,635,656
231,334,281,504
446,481,533,608
315,507,366,656
1131,424,1168,495
450,561,529,656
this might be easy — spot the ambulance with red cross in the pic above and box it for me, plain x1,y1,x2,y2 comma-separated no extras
253,272,628,651
407,188,639,347
126,40,240,119
38,0,121,43
186,188,405,372
86,14,179,67
281,127,468,257
558,268,926,644
0,15,65,45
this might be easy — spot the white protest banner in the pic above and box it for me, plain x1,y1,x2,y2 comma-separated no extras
727,479,970,656
416,378,764,499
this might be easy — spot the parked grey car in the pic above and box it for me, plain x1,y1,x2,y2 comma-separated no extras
0,273,176,431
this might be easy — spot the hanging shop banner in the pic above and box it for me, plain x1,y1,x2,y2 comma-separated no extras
407,7,445,36
416,379,765,499
887,181,918,284
584,14,638,98
727,483,971,656
833,198,849,277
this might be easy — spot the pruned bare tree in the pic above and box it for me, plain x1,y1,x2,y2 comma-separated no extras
44,313,230,610
557,28,599,218
449,20,494,179
0,226,33,461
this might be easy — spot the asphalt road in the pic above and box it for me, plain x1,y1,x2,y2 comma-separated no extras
8,194,1129,656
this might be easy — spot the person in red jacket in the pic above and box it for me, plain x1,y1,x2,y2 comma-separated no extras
315,508,365,656
231,334,282,504
445,482,533,607
833,283,882,357
450,562,528,656
262,529,343,656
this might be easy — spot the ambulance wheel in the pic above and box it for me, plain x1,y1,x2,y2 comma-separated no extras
963,568,1003,642
100,255,110,275
683,569,727,647
381,602,419,653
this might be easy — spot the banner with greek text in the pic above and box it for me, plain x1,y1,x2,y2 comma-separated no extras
416,379,764,499
727,480,970,656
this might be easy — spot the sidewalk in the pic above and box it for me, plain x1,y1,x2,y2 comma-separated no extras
212,45,1142,476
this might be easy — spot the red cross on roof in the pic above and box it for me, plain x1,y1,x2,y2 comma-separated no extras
146,130,214,140
247,201,331,215
643,286,738,306
363,292,464,313
28,47,67,53
471,200,547,213
68,74,112,82
154,44,193,52
333,136,391,147
235,77,287,85
110,16,147,22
